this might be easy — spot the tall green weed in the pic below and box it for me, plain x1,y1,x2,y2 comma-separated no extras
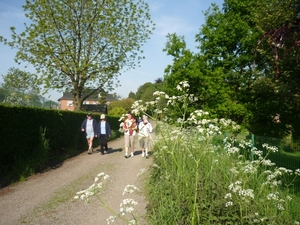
130,81,300,225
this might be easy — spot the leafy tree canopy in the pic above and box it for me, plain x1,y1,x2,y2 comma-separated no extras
1,67,40,94
135,82,153,100
128,91,136,99
161,0,300,138
254,0,300,74
134,80,164,103
162,33,246,122
108,97,135,113
0,0,155,110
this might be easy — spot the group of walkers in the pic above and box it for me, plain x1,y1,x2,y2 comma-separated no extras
123,112,153,158
81,112,153,158
81,113,112,155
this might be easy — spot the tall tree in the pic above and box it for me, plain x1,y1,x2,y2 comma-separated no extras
195,1,276,126
0,0,154,110
134,80,164,103
163,33,246,122
254,0,300,139
254,0,300,67
135,82,153,100
128,91,136,99
197,0,300,138
1,67,42,106
2,67,40,94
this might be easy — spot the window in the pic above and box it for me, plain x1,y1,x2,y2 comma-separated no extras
67,100,73,106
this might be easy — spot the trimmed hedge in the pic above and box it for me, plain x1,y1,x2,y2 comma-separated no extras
0,105,121,187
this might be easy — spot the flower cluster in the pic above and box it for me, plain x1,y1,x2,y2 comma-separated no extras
74,171,142,224
262,143,279,153
106,184,140,225
122,184,139,195
227,180,255,202
74,172,109,203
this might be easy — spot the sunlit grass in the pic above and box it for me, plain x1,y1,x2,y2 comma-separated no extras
126,81,300,225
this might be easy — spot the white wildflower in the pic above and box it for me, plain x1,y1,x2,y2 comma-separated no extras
267,192,279,201
225,201,233,207
137,168,147,177
224,193,232,199
277,203,285,211
106,215,117,224
123,185,139,195
120,198,138,206
262,143,278,152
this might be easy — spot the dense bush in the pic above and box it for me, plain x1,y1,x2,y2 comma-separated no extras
107,98,134,113
0,105,121,187
108,106,127,117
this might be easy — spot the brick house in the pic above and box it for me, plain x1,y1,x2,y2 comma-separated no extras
58,92,117,112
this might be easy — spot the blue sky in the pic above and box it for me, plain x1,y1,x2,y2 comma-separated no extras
0,0,224,101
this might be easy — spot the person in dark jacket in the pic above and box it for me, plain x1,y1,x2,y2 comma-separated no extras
96,114,112,155
81,112,97,154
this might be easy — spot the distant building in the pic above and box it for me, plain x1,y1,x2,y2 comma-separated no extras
58,91,117,112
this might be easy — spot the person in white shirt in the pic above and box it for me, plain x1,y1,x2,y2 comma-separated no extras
138,115,153,158
96,114,112,155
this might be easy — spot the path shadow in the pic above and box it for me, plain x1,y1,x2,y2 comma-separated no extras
135,150,143,156
133,149,152,156
106,147,123,154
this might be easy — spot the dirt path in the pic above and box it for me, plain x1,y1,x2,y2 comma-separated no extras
0,129,154,225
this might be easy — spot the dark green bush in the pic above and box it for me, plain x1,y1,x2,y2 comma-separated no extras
0,105,121,187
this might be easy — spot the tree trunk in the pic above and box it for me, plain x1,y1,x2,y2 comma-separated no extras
73,92,82,111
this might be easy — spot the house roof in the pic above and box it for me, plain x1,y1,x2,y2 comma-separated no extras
57,92,118,102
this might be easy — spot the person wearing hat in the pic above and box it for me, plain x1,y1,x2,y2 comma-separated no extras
138,115,153,158
81,112,97,154
96,114,112,155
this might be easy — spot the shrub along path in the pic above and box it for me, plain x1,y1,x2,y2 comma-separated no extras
0,130,154,225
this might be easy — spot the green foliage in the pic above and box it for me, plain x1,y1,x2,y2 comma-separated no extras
108,98,134,113
2,67,41,94
36,126,50,169
139,85,157,102
132,82,300,224
246,77,292,138
254,0,300,62
195,1,262,123
134,80,165,105
146,124,300,225
160,0,300,140
0,0,155,110
0,105,121,187
163,33,246,122
0,78,58,108
108,106,127,117
135,82,153,100
128,91,136,100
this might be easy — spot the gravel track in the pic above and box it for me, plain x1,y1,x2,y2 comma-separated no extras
0,133,153,225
